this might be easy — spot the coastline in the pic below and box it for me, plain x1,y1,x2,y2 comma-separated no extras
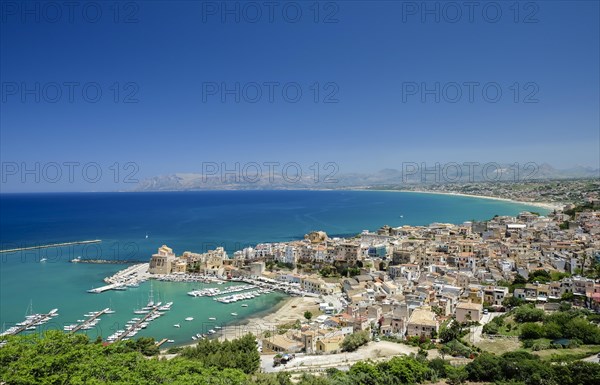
352,188,564,211
178,296,318,348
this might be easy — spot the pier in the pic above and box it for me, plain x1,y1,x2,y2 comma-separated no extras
68,308,110,334
87,283,123,294
0,309,59,337
0,240,101,254
113,309,159,342
88,263,150,293
155,338,168,347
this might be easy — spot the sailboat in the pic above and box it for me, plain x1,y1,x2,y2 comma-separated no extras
105,299,116,314
134,283,156,314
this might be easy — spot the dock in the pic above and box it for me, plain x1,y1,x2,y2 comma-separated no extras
155,338,168,347
0,309,59,337
114,309,158,342
87,283,123,293
88,263,150,293
68,308,110,334
0,240,101,254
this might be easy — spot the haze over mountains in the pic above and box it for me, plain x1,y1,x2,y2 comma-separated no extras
132,163,599,191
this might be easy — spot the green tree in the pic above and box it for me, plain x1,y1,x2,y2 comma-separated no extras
465,352,503,382
304,311,313,321
446,366,468,385
514,305,545,323
527,270,551,283
340,331,370,352
520,323,544,340
503,296,525,308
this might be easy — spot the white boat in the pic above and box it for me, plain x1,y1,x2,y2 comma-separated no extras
196,333,202,338
192,336,197,340
208,329,215,334
185,317,194,321
158,301,173,311
133,309,149,314
173,324,180,328
105,308,115,314
230,313,238,316
208,317,216,320
167,339,174,343
214,326,221,329
241,304,248,307
40,258,47,262
146,283,155,307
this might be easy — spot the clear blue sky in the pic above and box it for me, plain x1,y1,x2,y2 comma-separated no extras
1,1,599,192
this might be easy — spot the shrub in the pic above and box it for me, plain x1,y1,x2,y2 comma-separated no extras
520,323,544,340
340,331,370,352
514,306,545,323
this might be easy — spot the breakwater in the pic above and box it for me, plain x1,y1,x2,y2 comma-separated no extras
0,240,102,253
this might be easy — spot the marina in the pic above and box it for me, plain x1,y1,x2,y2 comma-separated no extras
214,289,270,304
108,308,161,342
187,284,256,297
64,308,113,333
88,263,150,293
0,308,59,337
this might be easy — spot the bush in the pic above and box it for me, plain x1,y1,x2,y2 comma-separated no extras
181,333,260,374
520,323,545,340
340,331,370,352
482,322,499,334
514,306,545,323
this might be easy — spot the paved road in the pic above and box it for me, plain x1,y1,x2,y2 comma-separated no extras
468,312,502,344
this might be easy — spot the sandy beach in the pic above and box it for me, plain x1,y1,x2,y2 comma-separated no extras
354,188,564,211
216,296,319,342
175,296,319,349
409,190,564,211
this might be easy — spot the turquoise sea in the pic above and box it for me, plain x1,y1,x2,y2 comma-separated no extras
0,190,547,345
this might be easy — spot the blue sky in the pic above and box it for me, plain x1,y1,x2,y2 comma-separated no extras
1,1,599,192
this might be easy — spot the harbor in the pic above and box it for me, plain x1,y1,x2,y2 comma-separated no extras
110,308,161,342
87,263,150,293
0,308,59,337
64,307,113,333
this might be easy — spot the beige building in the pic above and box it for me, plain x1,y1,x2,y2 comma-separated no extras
455,301,483,323
316,335,344,353
262,335,303,353
407,306,438,338
149,245,177,274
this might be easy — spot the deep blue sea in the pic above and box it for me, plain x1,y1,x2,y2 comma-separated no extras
0,190,546,345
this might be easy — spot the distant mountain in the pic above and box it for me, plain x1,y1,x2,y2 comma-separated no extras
131,164,599,191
